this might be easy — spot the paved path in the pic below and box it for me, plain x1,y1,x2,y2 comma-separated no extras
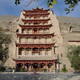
0,72,80,80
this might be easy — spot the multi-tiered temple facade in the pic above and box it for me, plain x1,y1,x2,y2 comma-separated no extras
14,8,63,72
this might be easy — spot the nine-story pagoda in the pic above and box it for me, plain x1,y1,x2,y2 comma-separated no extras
14,8,63,72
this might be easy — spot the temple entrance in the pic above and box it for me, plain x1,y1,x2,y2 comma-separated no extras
16,63,55,72
16,63,23,72
33,63,38,68
32,63,46,72
32,63,39,72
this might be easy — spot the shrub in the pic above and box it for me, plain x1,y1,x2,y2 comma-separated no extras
0,66,5,72
61,64,68,72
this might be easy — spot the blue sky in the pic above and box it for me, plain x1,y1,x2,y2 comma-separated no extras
0,0,80,17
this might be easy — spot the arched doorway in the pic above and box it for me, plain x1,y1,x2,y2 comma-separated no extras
25,63,32,71
47,63,53,68
32,63,40,71
47,63,53,72
32,63,38,68
16,63,23,72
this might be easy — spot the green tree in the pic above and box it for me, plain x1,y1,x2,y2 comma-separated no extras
61,64,68,72
68,46,80,71
0,32,11,63
14,0,80,13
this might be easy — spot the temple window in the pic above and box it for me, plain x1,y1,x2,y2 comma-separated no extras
34,22,38,25
32,48,38,51
18,48,22,55
33,36,37,39
39,52,41,55
26,48,31,51
29,23,31,25
33,28,37,34
32,48,40,54
22,49,26,56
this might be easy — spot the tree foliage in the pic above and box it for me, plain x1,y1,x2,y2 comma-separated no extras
68,46,80,71
64,0,80,14
61,64,68,72
0,32,11,63
15,0,80,13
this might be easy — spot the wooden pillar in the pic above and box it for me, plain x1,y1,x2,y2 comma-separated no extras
52,46,53,54
45,37,47,43
19,27,22,33
45,48,48,55
29,48,32,56
16,47,19,58
54,46,56,54
46,63,48,72
31,64,33,72
24,64,28,71
38,48,40,55
45,48,46,56
22,63,25,69
37,28,39,34
28,64,32,72
33,36,34,44
38,63,40,72
43,63,48,72
39,37,41,44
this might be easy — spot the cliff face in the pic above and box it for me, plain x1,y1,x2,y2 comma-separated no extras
57,16,80,43
0,16,80,33
0,16,17,68
0,16,17,32
57,16,80,33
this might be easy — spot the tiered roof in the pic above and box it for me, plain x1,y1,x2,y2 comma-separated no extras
22,19,50,24
17,33,54,38
23,8,49,18
16,43,55,49
14,59,56,64
23,13,49,18
19,24,52,29
23,8,49,13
